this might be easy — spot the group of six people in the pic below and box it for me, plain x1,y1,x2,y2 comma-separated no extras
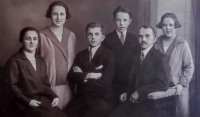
5,1,194,117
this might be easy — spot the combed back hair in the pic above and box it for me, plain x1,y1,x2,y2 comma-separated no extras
156,13,181,29
19,27,40,43
138,25,156,37
45,1,71,19
113,5,132,19
85,22,105,35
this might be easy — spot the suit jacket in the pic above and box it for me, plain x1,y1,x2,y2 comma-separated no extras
5,48,58,108
67,45,115,112
102,30,139,97
128,46,169,102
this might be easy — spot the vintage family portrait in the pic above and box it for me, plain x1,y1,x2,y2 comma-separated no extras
0,0,199,117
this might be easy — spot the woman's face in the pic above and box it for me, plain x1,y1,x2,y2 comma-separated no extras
162,17,176,38
51,5,66,27
23,31,39,53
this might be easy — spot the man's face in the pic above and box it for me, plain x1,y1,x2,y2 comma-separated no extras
86,27,105,47
113,12,132,33
138,27,155,50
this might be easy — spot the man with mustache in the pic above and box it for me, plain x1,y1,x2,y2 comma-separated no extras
108,25,169,117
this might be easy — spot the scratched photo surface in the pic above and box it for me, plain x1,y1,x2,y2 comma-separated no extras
0,0,199,117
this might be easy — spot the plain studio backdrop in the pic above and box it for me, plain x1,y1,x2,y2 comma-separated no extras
0,0,200,117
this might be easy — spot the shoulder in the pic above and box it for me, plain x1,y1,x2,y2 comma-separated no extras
101,46,115,58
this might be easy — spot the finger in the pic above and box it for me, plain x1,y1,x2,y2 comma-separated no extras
171,86,177,89
35,101,41,104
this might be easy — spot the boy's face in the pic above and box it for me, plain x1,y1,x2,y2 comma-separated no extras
138,27,156,50
113,12,132,33
86,27,105,47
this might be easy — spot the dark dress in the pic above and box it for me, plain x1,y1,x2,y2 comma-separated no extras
5,48,66,117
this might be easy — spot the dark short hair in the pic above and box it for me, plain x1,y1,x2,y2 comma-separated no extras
45,1,71,19
138,25,156,37
19,27,40,43
113,5,132,19
156,13,181,29
85,22,105,35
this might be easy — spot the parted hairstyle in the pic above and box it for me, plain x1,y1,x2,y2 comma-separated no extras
138,25,156,37
45,1,71,19
19,27,40,43
113,5,132,19
156,13,181,29
85,22,105,35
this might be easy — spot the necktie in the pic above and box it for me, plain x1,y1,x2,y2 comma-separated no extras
89,48,93,63
140,51,144,65
120,32,125,45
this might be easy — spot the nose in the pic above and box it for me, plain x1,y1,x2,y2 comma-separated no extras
30,39,33,44
92,35,95,39
57,14,61,20
120,20,124,25
166,25,170,29
142,37,147,42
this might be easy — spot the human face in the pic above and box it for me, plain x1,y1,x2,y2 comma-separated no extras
51,5,66,27
162,17,176,38
23,31,39,53
114,12,132,33
138,28,156,50
86,27,105,47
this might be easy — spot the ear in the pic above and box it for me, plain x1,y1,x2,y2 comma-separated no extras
102,35,105,41
129,19,132,24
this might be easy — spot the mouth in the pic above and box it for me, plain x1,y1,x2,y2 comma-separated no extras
91,41,97,43
119,27,124,30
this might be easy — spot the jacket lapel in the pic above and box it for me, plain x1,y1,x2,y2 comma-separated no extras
139,47,156,74
89,45,104,69
40,27,68,62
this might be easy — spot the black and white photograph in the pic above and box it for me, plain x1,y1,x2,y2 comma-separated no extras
0,0,199,117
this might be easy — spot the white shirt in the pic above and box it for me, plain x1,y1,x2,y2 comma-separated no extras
141,45,153,59
88,44,101,58
116,29,127,41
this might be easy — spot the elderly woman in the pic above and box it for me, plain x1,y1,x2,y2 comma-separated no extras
39,1,76,109
155,13,194,117
6,27,66,117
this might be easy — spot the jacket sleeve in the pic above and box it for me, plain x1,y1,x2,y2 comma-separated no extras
6,59,31,106
68,53,89,84
179,42,194,88
84,52,115,92
137,56,169,102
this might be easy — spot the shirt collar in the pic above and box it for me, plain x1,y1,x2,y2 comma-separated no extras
88,44,101,57
141,45,153,58
116,29,127,41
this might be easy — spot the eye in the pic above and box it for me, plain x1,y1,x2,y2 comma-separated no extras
169,24,174,27
146,34,150,38
138,35,143,38
87,33,92,37
52,12,58,16
162,24,167,27
33,37,38,40
123,19,127,22
115,19,120,21
60,12,65,16
95,33,100,36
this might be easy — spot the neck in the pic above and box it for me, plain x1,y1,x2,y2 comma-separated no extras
49,25,64,32
23,49,35,57
163,34,176,42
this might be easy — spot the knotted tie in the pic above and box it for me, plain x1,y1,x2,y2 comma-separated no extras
140,51,144,65
89,48,93,63
120,32,125,45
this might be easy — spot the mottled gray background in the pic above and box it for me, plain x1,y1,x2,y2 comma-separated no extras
0,0,139,66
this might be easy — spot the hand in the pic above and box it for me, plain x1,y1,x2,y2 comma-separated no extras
130,91,139,103
120,93,127,102
171,84,183,95
85,73,102,80
73,66,83,73
51,98,59,107
29,100,41,108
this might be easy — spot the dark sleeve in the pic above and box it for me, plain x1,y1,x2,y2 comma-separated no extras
42,60,58,100
137,56,169,102
67,52,89,84
6,59,31,106
84,52,115,92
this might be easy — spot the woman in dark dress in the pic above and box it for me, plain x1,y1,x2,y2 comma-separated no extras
6,27,66,117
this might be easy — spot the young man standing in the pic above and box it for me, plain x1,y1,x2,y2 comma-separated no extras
64,23,115,117
102,5,139,104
